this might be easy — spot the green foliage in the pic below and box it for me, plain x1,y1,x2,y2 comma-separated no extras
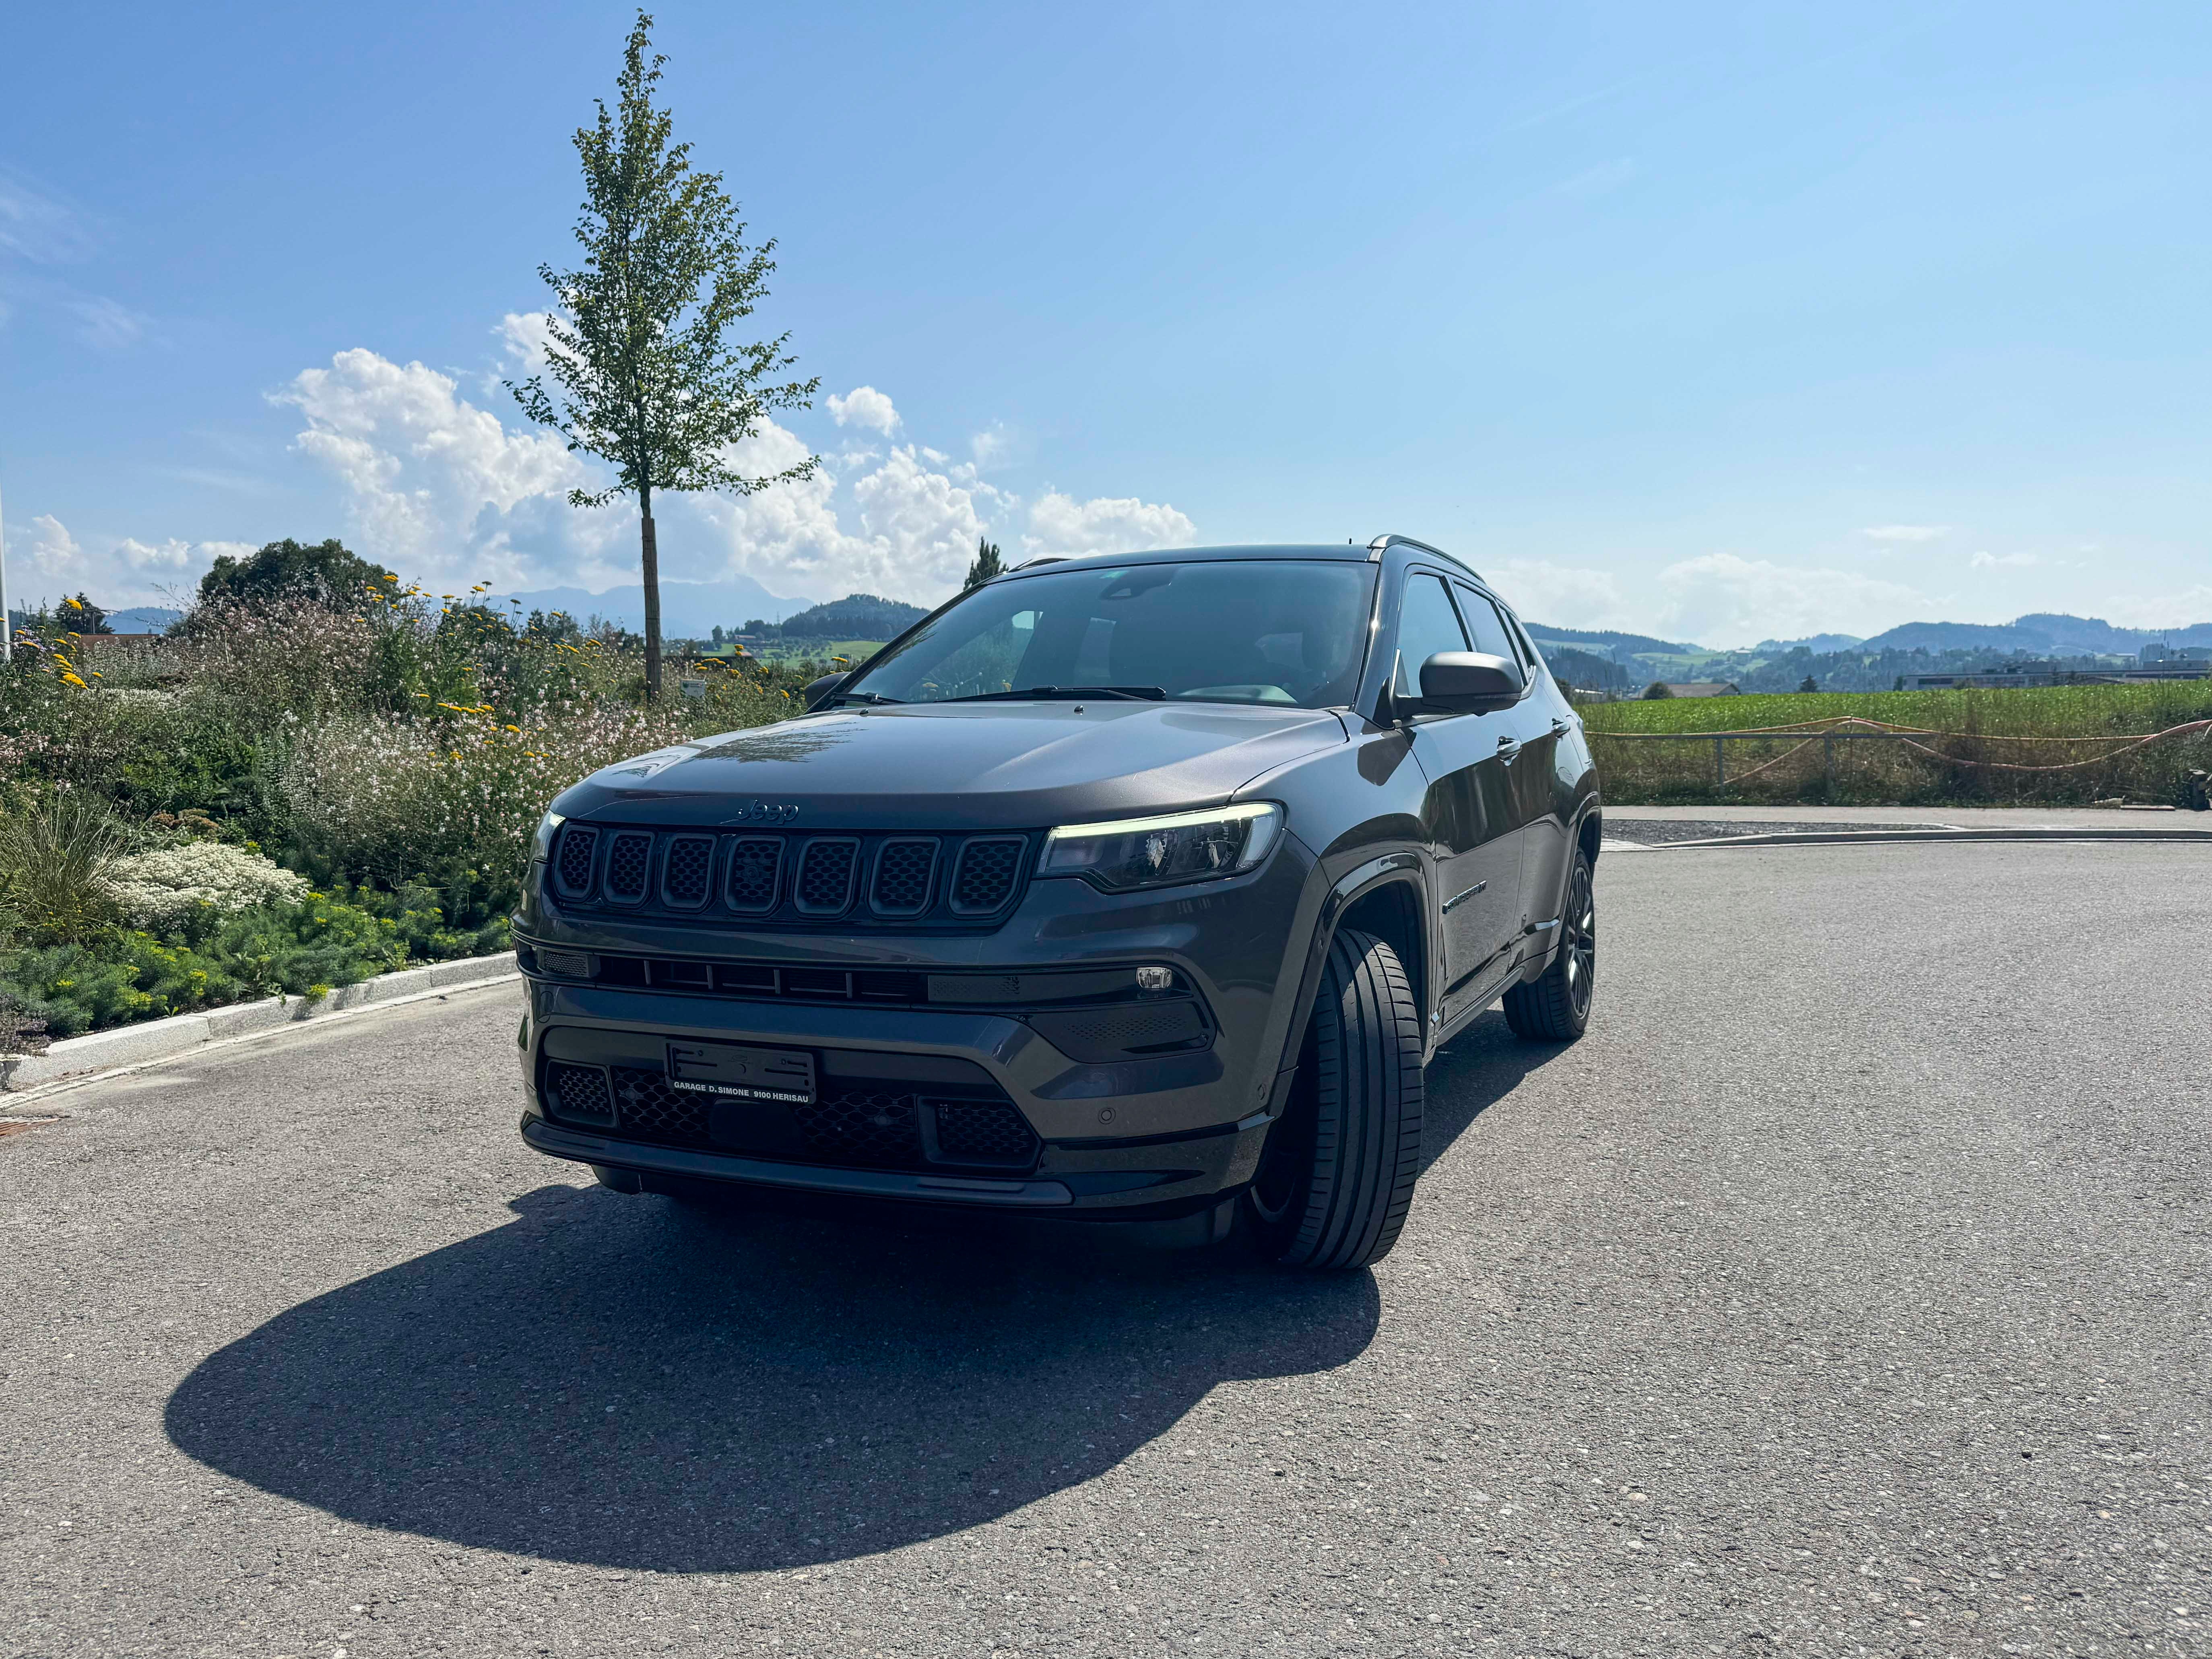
963,538,1005,591
1641,681,1673,700
196,537,394,609
1585,679,2212,737
510,9,817,697
61,593,113,634
0,790,127,946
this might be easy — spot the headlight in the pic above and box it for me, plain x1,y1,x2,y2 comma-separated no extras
530,810,566,863
1040,803,1283,892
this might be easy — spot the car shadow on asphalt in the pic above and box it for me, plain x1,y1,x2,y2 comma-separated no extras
164,1184,1380,1572
1418,1007,1562,1174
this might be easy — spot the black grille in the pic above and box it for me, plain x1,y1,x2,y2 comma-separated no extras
794,838,859,914
609,1065,708,1141
662,834,714,908
605,832,653,902
726,836,782,912
796,1087,920,1166
933,1099,1039,1164
545,1062,615,1126
871,838,938,916
951,837,1024,914
536,948,592,978
554,825,598,897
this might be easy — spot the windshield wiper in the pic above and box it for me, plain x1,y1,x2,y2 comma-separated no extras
827,690,904,706
943,685,1167,703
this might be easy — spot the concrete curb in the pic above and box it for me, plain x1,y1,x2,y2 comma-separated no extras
1628,827,2212,851
0,951,518,1094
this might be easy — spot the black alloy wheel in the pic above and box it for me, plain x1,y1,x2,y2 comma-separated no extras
1502,844,1596,1042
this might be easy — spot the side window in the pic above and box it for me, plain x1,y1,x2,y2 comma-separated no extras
1394,573,1471,698
1453,585,1525,685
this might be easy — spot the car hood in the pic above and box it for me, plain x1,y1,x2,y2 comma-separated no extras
552,702,1349,830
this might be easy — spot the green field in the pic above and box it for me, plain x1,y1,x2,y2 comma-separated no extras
1584,678,2212,738
691,639,885,671
1582,680,2212,807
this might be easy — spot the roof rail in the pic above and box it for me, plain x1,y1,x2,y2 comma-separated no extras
1366,534,1479,580
1008,555,1069,572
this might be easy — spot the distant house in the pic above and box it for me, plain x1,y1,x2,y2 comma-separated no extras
1663,681,1740,698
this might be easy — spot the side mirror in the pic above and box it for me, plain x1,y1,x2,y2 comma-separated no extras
802,671,850,711
1417,651,1521,714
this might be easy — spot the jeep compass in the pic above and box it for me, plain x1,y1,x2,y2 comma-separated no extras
513,537,1601,1269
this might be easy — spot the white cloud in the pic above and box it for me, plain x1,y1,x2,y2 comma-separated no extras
273,343,1193,607
275,347,607,589
0,514,256,608
1656,553,1928,647
970,425,1013,468
1969,551,2038,570
0,170,96,264
67,297,151,351
826,386,900,435
1859,524,1947,543
1480,558,1635,629
1023,492,1196,558
2101,585,2212,629
495,310,556,373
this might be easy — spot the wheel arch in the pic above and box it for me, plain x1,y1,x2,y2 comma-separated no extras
1269,854,1433,1101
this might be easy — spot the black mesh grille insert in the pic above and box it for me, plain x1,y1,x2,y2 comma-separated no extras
794,838,859,914
609,1065,708,1142
932,1099,1039,1165
661,834,714,908
796,1087,921,1166
554,825,599,897
726,836,783,912
871,838,938,916
605,832,653,902
545,1062,615,1126
951,837,1024,914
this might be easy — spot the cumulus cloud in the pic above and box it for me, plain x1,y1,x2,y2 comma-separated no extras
273,340,1193,607
495,310,556,372
1969,551,2038,570
275,347,608,588
827,386,900,435
1024,492,1196,558
1859,524,1947,543
1656,553,1928,647
0,514,254,608
1479,559,1635,629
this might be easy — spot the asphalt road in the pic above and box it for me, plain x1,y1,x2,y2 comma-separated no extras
5,842,2210,1658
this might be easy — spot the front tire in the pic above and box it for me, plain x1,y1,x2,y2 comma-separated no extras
1502,844,1596,1042
1247,929,1424,1270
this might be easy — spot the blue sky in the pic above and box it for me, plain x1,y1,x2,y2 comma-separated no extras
3,0,2208,644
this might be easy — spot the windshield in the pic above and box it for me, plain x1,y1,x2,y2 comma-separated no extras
838,560,1378,709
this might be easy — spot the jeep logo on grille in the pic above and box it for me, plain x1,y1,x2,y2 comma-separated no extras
730,799,800,824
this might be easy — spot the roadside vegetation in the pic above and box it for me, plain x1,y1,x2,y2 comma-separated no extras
0,545,811,1044
1583,680,2212,806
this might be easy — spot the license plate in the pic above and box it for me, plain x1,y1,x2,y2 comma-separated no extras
664,1041,816,1106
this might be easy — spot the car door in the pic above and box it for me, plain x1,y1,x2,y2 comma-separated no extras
1454,585,1566,937
1394,570,1524,992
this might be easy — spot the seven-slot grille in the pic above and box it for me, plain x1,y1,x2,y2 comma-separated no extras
548,823,1028,926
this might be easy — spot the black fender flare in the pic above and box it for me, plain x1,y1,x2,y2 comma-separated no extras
1264,849,1431,1116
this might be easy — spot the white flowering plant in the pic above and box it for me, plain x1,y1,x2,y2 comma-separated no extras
104,842,312,932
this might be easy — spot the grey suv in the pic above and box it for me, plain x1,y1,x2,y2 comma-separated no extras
513,537,1601,1269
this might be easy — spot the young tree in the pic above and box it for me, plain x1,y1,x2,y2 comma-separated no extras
197,538,392,609
61,593,113,634
1798,675,1819,693
963,536,1005,591
511,11,818,698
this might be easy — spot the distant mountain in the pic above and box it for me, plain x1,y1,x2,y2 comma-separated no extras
492,576,800,638
773,593,930,640
1756,632,1863,654
1859,614,2212,654
110,606,182,633
1522,624,1713,660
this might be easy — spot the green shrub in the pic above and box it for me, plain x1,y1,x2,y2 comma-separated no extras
0,790,128,946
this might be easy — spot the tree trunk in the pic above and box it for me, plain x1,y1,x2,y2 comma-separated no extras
640,485,662,701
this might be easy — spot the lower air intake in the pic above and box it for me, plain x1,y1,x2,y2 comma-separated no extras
545,1062,615,1126
609,1065,708,1141
796,1087,920,1166
931,1099,1040,1165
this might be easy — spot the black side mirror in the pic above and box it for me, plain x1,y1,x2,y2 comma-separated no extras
802,671,850,711
1417,651,1521,714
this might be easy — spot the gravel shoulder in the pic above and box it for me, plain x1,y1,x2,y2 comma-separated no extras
4,843,2209,1657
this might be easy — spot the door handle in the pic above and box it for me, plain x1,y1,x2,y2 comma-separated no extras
1550,718,1571,737
1495,735,1522,763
